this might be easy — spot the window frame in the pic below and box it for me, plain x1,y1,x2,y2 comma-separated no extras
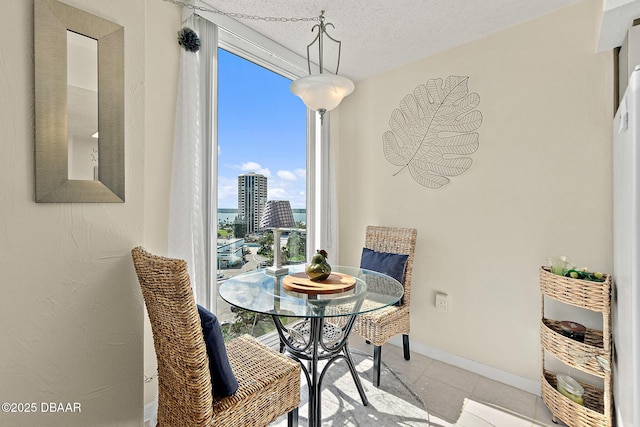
192,5,324,282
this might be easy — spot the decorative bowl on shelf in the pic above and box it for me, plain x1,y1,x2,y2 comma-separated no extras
556,374,584,406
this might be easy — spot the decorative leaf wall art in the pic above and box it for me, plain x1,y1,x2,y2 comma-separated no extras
383,75,482,189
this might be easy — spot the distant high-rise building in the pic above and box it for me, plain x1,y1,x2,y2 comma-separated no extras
237,172,268,235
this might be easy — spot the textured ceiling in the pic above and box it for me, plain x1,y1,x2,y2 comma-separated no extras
199,0,582,81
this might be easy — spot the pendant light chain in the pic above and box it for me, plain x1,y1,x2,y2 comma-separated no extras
163,0,319,23
163,0,354,119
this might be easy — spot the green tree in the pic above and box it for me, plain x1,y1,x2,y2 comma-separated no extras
223,307,274,341
232,215,246,238
233,222,246,238
258,231,273,248
287,230,306,262
256,231,274,263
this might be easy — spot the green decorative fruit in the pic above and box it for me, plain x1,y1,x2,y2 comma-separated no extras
306,249,331,282
565,268,606,282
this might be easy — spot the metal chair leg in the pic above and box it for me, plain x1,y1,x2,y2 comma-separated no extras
373,345,382,387
287,407,299,427
403,334,410,360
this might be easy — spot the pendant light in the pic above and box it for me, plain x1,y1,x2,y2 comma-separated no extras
290,11,354,121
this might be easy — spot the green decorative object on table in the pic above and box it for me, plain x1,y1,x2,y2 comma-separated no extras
306,249,331,282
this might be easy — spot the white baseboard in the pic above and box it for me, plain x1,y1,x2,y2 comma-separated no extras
144,400,157,427
386,336,542,396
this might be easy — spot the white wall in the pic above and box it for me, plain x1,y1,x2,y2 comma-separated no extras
336,0,613,387
0,0,179,425
142,0,181,407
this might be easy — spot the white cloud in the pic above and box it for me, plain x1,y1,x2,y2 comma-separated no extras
268,188,289,199
217,176,238,207
277,170,297,181
241,161,261,171
264,188,307,209
240,161,271,177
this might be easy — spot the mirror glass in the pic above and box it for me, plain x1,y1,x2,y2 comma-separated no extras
35,0,124,202
67,31,98,180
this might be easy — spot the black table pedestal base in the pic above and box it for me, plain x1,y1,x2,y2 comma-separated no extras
273,315,368,427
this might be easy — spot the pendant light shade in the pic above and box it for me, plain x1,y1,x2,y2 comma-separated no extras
290,74,354,113
290,11,354,119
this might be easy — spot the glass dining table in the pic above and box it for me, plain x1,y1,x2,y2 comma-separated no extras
218,265,404,427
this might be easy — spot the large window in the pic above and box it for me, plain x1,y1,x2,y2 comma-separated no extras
182,9,330,339
215,48,307,335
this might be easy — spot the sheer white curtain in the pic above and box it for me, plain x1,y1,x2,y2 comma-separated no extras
168,15,218,309
169,5,340,305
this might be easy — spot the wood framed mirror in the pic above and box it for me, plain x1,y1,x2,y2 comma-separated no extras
35,0,124,202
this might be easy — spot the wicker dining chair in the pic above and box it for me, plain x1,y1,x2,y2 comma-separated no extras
131,246,300,427
354,226,418,387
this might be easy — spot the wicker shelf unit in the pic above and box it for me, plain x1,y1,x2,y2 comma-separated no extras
539,266,613,427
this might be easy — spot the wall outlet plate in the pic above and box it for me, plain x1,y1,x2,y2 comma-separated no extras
436,292,448,312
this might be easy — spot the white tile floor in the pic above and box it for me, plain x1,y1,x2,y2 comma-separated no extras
347,335,569,426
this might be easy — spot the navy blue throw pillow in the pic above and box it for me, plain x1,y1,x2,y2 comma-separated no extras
360,247,409,305
197,304,238,397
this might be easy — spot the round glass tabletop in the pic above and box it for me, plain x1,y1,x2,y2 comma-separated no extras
218,265,403,318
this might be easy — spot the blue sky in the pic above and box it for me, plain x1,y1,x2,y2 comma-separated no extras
217,49,307,209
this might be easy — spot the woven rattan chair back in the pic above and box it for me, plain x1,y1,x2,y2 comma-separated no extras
132,247,214,426
132,246,301,427
356,225,418,387
364,225,417,307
